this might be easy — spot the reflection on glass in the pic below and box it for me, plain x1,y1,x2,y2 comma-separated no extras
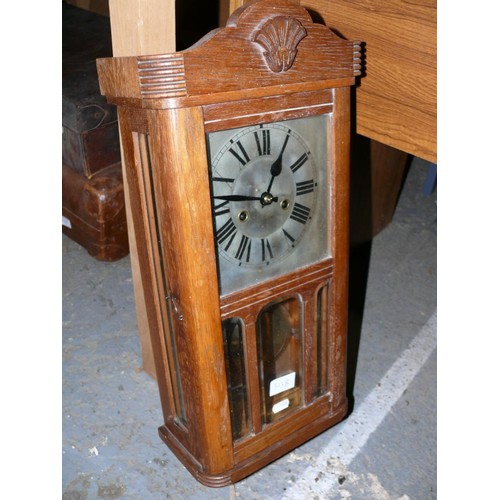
222,318,251,440
134,132,187,424
312,284,329,398
257,297,303,424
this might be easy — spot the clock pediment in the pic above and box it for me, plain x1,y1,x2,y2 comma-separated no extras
97,0,361,107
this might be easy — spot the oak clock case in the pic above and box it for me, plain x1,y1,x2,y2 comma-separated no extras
96,0,361,488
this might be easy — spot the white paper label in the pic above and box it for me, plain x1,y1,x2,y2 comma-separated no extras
62,215,72,229
272,399,290,414
269,372,296,397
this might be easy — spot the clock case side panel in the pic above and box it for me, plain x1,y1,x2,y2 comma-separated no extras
115,107,180,428
145,106,234,478
329,86,351,405
117,107,218,465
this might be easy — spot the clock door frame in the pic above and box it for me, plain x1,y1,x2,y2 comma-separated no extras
204,87,351,479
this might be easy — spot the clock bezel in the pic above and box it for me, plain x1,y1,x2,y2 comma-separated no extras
206,109,333,297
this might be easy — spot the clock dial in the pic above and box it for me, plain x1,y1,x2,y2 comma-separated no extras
208,114,331,295
211,122,316,267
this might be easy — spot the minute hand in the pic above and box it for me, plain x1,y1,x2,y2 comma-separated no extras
213,194,262,202
266,133,290,193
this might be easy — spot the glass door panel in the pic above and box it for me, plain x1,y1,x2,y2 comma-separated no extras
222,318,251,440
257,297,303,424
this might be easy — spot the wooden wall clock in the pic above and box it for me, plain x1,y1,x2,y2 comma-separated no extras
97,0,361,487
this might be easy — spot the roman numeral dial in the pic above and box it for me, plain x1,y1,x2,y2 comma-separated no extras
207,114,329,293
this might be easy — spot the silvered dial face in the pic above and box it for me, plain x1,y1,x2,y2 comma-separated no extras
207,114,331,296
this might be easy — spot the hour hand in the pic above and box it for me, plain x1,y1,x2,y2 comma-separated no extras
213,194,262,202
270,153,283,178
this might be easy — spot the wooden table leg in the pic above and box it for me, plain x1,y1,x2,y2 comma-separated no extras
350,135,410,245
109,0,176,379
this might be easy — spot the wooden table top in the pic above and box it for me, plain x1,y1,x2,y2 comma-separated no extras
301,0,436,163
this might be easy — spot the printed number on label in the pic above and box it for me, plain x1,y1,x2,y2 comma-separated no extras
269,372,296,397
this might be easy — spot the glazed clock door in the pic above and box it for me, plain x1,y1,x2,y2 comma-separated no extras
207,110,334,441
207,114,331,296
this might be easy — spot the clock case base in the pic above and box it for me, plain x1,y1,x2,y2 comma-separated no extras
154,255,348,487
159,397,348,487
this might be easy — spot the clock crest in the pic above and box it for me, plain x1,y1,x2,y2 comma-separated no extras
254,16,307,72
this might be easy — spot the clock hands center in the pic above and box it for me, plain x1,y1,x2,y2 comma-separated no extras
216,135,292,208
213,194,278,204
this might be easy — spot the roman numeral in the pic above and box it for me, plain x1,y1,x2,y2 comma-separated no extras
217,219,237,250
229,140,250,166
214,200,230,217
290,152,309,173
235,235,251,262
290,202,311,224
254,128,271,156
261,238,274,262
282,228,296,245
296,179,315,196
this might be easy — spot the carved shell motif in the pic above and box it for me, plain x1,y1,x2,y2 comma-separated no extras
254,16,307,73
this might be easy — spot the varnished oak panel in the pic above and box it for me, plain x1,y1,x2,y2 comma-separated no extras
97,0,361,107
234,394,333,462
231,400,347,483
147,106,234,474
330,86,350,402
203,89,333,132
115,108,180,433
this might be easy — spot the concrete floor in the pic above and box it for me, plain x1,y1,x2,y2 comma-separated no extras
62,156,436,499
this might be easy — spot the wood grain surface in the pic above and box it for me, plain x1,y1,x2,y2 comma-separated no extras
108,0,176,379
301,0,436,162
